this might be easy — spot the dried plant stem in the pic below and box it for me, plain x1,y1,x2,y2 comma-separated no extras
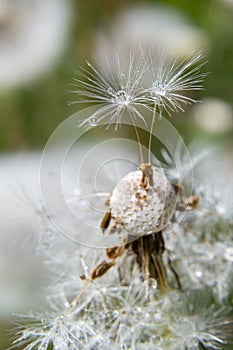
69,281,92,311
69,259,116,311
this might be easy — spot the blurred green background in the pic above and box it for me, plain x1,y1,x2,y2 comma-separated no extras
0,0,232,152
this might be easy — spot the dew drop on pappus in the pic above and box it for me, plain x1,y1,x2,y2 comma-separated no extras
224,247,233,262
89,117,97,126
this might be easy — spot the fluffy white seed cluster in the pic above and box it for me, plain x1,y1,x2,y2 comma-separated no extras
9,47,233,350
9,149,233,350
71,49,206,126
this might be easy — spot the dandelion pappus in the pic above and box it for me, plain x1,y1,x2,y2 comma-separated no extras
69,48,206,308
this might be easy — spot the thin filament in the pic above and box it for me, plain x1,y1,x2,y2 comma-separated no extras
148,104,156,164
129,114,144,164
69,280,92,311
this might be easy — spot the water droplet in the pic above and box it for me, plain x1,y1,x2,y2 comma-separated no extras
102,287,107,293
73,188,80,196
56,315,64,323
114,90,130,105
53,337,68,350
107,87,114,95
89,117,97,126
216,205,225,214
47,230,53,238
22,330,30,339
224,247,233,262
113,310,119,318
116,90,126,98
204,271,215,286
150,279,158,290
195,270,203,278
151,80,166,96
78,199,85,206
152,335,162,346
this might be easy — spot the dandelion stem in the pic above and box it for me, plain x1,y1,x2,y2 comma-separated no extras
129,114,144,164
148,103,156,164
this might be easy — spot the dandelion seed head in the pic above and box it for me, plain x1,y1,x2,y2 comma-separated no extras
71,49,148,128
109,165,177,236
147,51,207,117
72,47,206,128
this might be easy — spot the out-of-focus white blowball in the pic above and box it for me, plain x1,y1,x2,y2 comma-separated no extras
0,0,71,89
192,97,233,134
95,5,208,62
220,0,233,9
